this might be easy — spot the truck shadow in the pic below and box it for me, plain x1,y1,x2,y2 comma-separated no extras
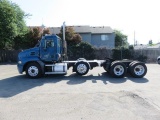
0,72,149,98
66,72,148,85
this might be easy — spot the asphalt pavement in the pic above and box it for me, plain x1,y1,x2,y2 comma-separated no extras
0,64,160,120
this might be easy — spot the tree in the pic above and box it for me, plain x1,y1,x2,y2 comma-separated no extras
0,0,28,49
13,27,42,49
68,42,95,60
129,45,134,50
149,40,153,45
42,28,51,36
25,27,42,48
58,26,96,60
114,30,128,49
58,26,82,46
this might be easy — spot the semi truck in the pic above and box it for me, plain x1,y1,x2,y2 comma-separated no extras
17,23,147,78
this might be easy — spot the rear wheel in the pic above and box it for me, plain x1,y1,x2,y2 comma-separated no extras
128,61,138,73
75,62,89,75
129,61,138,67
129,62,147,78
103,59,111,72
110,61,127,78
26,63,42,78
158,59,160,64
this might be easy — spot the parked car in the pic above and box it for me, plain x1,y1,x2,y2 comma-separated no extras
157,56,160,64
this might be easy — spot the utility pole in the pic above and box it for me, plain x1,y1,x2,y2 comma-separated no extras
134,31,136,46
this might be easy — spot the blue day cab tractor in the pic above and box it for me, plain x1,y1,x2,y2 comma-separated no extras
17,23,147,78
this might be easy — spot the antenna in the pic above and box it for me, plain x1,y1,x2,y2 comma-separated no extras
41,18,45,29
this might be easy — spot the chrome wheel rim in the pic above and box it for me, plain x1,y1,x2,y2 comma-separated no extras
114,65,124,76
28,66,39,77
134,65,145,76
77,64,87,74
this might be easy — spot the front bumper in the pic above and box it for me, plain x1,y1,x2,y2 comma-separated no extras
17,62,24,74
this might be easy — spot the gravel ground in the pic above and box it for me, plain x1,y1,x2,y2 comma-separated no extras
0,64,160,120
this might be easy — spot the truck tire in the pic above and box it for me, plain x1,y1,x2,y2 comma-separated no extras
158,59,160,64
110,61,127,78
75,62,89,75
103,66,108,72
128,61,138,73
26,63,42,78
129,61,138,67
129,62,147,78
103,59,111,72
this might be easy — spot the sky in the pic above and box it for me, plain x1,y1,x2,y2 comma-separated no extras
11,0,160,45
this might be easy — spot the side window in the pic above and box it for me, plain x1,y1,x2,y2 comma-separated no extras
46,40,54,48
101,35,109,41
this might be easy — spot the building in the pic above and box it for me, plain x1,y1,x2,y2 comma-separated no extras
134,43,160,49
50,26,115,48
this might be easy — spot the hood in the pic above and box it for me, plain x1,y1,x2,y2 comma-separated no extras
18,47,40,59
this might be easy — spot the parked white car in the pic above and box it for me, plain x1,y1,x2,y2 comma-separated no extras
157,56,160,64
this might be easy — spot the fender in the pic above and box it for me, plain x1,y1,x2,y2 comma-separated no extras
17,56,45,74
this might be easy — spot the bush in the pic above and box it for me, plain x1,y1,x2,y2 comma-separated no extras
112,48,133,60
67,42,95,60
136,55,147,62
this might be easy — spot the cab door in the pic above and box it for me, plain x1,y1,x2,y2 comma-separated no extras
40,38,56,62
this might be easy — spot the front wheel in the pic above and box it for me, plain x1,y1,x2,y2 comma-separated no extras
26,63,42,78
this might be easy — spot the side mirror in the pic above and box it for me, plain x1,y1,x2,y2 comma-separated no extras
35,41,40,47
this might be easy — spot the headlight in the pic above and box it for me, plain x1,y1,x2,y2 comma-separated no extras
18,61,22,64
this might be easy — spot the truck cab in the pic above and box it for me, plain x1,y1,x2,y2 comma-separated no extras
40,35,62,62
17,34,67,78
